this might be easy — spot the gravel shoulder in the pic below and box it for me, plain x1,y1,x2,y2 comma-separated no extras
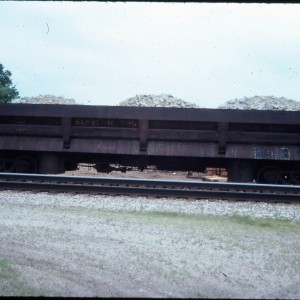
0,190,300,298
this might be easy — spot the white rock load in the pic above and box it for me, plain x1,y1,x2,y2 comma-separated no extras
119,94,199,108
218,95,300,111
12,95,78,105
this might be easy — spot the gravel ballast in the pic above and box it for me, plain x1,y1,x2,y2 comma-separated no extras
0,190,299,298
218,95,300,110
12,95,79,105
119,94,199,108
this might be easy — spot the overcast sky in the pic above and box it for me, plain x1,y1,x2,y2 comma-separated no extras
1,1,300,107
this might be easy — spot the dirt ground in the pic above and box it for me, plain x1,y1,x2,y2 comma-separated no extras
65,164,226,182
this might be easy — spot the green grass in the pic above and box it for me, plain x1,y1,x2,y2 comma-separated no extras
55,204,300,230
136,210,300,228
228,213,300,229
0,258,15,280
0,258,42,296
0,258,8,267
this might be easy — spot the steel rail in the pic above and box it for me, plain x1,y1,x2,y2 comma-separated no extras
0,173,300,202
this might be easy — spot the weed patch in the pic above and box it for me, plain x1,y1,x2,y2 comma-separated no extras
0,258,42,296
229,214,300,229
0,258,15,279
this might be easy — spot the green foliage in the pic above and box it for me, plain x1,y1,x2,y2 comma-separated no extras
0,64,19,104
0,258,14,279
229,214,299,228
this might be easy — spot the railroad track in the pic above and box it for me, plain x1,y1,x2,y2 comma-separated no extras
0,173,300,203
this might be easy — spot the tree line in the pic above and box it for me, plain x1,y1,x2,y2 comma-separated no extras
0,63,19,103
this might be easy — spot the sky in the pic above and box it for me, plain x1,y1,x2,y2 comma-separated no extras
1,1,300,108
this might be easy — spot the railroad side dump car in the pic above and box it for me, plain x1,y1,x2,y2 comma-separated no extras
0,103,300,184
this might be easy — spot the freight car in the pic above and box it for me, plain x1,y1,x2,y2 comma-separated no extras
0,103,300,184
